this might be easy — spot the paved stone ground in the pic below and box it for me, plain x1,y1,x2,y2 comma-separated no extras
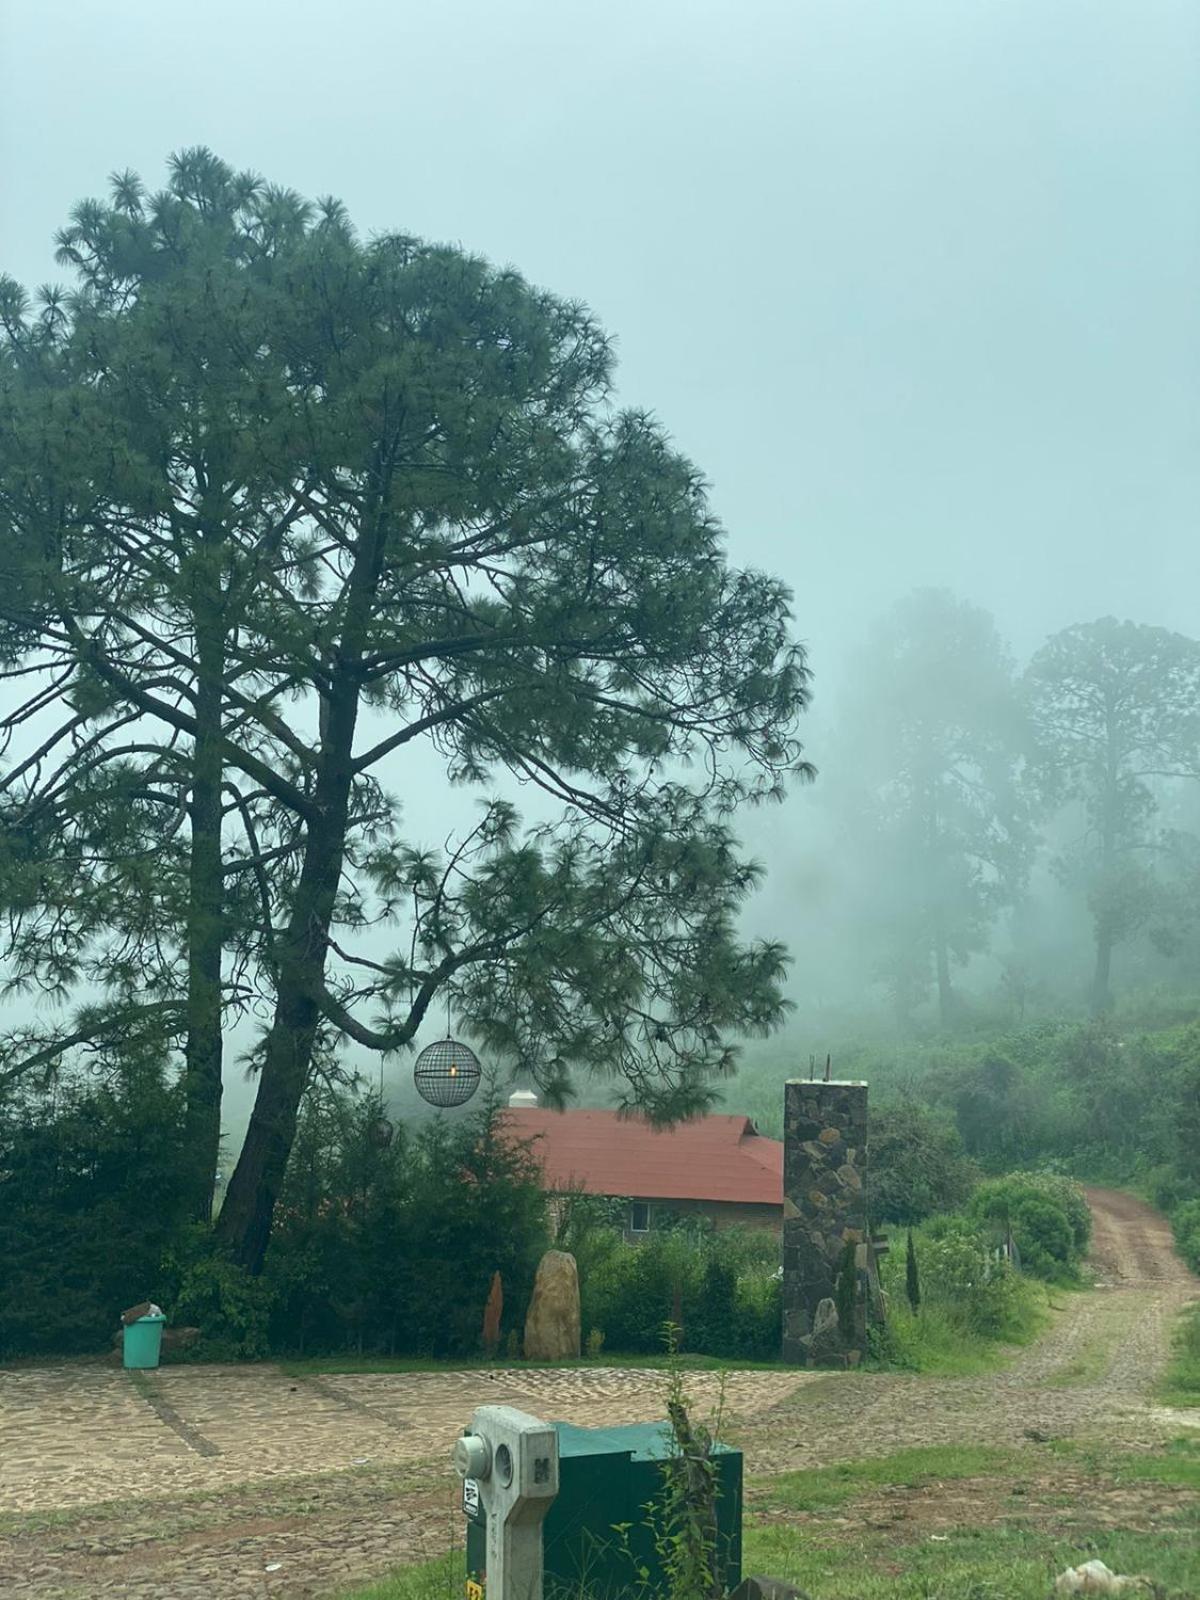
0,1365,811,1598
0,1365,812,1517
0,1188,1195,1598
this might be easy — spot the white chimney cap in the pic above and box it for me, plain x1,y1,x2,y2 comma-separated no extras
508,1089,539,1109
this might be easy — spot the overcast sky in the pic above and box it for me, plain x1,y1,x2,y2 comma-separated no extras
4,0,1197,689
2,0,1198,1108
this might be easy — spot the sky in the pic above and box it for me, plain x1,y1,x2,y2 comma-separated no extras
3,0,1197,686
2,0,1198,1115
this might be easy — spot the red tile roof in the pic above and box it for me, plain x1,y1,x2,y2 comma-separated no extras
498,1108,783,1207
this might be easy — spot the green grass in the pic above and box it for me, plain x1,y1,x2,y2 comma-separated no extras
741,1523,1200,1600
337,1523,1200,1600
869,1304,1009,1375
869,1281,1053,1377
1109,1440,1200,1491
1047,1436,1200,1491
333,1553,460,1600
1044,1320,1120,1389
754,1444,1016,1511
1161,1302,1200,1408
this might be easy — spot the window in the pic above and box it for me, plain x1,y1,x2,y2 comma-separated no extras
629,1200,650,1234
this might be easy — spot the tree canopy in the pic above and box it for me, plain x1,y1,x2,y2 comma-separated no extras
825,589,1032,1026
1025,618,1200,1012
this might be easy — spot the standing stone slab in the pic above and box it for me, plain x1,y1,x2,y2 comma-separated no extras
782,1080,868,1365
523,1249,581,1360
481,1270,503,1355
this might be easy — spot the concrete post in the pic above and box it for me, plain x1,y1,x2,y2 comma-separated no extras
453,1404,559,1600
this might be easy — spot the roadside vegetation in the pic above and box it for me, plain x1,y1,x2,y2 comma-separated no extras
1163,1303,1200,1408
871,1170,1088,1373
0,1053,1095,1372
739,1013,1200,1277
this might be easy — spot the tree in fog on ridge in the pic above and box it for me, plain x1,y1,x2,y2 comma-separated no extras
1025,617,1200,1014
829,589,1033,1028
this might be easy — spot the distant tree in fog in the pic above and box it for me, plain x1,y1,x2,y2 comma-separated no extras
1025,618,1200,1014
831,590,1033,1028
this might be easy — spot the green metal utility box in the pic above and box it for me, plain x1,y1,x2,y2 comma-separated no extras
463,1419,742,1598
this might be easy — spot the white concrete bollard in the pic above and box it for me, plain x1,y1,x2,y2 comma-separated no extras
453,1405,559,1600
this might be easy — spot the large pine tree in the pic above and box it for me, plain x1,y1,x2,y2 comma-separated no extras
0,152,811,1266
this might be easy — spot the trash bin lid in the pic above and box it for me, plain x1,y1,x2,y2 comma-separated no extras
549,1420,738,1462
121,1301,166,1325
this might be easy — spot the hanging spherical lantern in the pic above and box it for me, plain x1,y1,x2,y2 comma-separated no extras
367,1113,394,1148
413,1037,482,1108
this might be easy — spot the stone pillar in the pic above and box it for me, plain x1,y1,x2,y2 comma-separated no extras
782,1079,868,1365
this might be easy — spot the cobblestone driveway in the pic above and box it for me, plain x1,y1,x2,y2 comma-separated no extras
2,1190,1194,1598
0,1363,812,1515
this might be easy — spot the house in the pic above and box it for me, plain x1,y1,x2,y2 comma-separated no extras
498,1099,784,1237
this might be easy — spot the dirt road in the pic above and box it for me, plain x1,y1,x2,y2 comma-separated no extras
736,1187,1198,1476
0,1188,1195,1599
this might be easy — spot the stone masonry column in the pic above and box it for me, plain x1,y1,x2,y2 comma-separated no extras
782,1079,868,1365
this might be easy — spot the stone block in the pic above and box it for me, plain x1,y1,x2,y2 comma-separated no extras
523,1250,581,1360
729,1577,813,1600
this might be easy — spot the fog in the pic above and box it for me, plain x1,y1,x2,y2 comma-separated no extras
2,0,1199,1130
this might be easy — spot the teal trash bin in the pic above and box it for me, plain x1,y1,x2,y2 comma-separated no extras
123,1313,166,1370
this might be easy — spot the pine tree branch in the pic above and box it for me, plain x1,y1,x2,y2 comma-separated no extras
69,626,317,821
0,1000,186,1090
311,939,503,1052
351,687,514,773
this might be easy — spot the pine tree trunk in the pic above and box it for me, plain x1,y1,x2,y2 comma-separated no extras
215,508,381,1271
935,930,954,1030
1091,925,1114,1016
1091,761,1118,1016
182,602,225,1223
214,778,353,1270
928,793,955,1031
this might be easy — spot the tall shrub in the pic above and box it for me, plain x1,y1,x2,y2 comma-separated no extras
263,1091,548,1357
869,1100,977,1224
968,1172,1089,1279
0,1063,187,1356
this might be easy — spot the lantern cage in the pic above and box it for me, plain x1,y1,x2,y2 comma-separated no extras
413,1037,482,1108
368,1114,394,1148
